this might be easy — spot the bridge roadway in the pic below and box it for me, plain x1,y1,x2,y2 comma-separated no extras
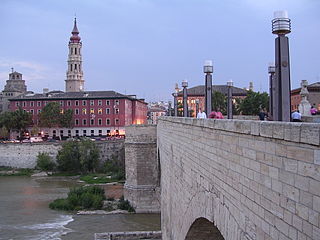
157,117,320,240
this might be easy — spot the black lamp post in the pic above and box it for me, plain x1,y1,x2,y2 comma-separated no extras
227,79,233,119
182,80,188,117
268,63,276,119
204,60,213,116
272,10,291,121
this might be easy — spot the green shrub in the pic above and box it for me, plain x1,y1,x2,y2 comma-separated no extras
36,152,56,171
49,186,106,211
118,196,135,213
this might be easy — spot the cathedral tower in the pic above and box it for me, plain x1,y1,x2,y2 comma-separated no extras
65,18,84,92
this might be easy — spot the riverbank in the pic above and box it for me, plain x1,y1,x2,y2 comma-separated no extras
0,176,160,240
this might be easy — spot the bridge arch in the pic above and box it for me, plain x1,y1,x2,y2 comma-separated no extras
185,217,224,240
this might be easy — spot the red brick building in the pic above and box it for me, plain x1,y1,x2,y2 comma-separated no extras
9,91,147,138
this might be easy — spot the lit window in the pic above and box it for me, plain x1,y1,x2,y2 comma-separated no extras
82,108,87,114
60,109,64,114
98,108,102,114
90,108,94,114
90,100,94,106
106,108,110,114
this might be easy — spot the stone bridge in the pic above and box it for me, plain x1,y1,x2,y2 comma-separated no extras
157,117,320,240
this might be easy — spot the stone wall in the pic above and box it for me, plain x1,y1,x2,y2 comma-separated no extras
0,140,124,169
124,125,160,213
95,231,162,240
158,117,320,240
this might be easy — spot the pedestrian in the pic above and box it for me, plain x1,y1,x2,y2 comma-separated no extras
197,108,207,119
291,110,302,122
310,105,317,115
258,109,268,121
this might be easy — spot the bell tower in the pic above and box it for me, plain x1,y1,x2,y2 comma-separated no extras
65,18,84,92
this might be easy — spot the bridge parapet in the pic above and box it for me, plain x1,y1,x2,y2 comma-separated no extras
158,117,320,240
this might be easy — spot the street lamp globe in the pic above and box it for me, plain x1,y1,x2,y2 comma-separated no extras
272,10,291,35
182,79,188,88
227,79,234,87
204,60,213,74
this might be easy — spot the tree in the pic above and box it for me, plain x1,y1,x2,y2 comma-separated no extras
0,126,9,139
0,108,33,139
56,139,100,174
212,91,227,114
39,102,73,128
36,152,56,171
238,90,269,115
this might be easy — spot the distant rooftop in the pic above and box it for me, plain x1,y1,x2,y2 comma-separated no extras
177,85,248,97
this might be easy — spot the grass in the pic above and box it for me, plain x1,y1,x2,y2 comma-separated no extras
0,167,34,176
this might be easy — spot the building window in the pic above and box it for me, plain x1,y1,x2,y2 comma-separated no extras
83,119,87,125
98,108,102,114
115,108,119,114
83,129,86,136
60,109,64,114
106,108,110,114
98,100,102,106
90,108,94,114
75,119,79,125
82,108,87,114
23,102,26,107
107,130,111,136
82,100,86,106
98,118,102,125
67,101,71,106
37,101,41,107
106,118,110,125
60,130,63,137
30,101,34,107
75,100,79,106
38,109,41,114
68,130,71,137
90,100,94,106
115,118,119,125
15,102,19,107
90,119,94,125
115,100,119,105
91,130,94,136
75,48,77,55
53,130,56,138
106,100,110,105
75,130,79,137
75,108,79,115
44,101,48,106
30,109,34,114
60,101,64,106
98,130,102,137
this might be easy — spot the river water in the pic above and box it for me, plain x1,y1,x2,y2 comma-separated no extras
0,176,160,240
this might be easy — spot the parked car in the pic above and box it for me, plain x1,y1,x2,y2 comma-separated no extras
30,137,43,143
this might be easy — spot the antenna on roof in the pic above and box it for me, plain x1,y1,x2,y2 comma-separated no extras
11,67,14,73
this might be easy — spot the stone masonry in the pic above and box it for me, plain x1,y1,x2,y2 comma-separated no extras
0,140,124,169
158,117,320,240
124,125,161,213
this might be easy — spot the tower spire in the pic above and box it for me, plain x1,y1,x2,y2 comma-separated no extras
65,18,84,92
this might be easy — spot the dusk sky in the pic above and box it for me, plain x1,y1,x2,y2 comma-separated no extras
0,0,319,102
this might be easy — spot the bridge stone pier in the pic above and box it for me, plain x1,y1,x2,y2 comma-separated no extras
157,117,320,240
